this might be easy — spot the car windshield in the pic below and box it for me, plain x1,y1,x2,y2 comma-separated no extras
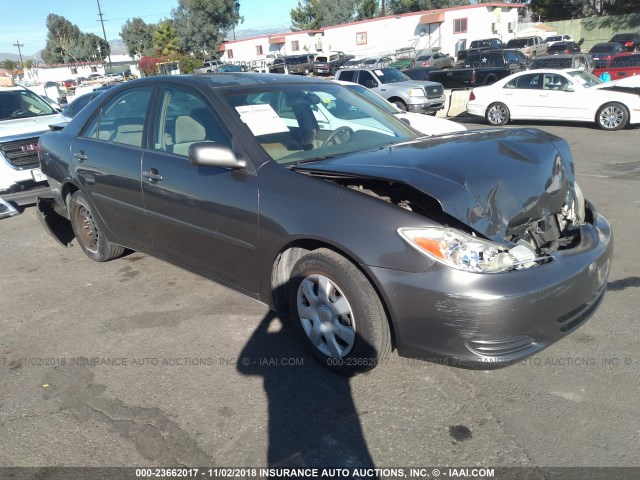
0,89,56,120
507,39,528,48
590,44,617,53
371,68,410,84
567,70,602,87
223,83,416,165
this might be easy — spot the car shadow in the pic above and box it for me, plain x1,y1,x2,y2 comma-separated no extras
237,310,377,477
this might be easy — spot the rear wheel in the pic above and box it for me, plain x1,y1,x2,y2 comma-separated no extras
486,102,510,126
596,102,628,131
69,191,124,262
288,249,391,375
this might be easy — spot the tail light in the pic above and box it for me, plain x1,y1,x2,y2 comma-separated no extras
625,41,633,47
469,91,476,101
564,49,570,54
36,139,41,161
471,70,477,85
422,61,430,67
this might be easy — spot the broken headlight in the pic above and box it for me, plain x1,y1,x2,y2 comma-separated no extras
398,227,541,273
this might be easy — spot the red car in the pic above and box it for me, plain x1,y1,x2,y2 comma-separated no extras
594,52,640,80
62,78,78,89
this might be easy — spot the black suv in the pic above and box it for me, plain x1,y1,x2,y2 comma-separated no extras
609,33,640,52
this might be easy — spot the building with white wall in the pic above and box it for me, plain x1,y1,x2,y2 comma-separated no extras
219,30,322,67
322,2,524,58
218,2,523,63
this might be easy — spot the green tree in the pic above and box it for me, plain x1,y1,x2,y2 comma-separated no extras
291,0,360,31
42,14,109,64
120,17,155,58
153,20,181,56
177,55,204,73
172,0,242,57
356,0,380,20
603,0,640,14
1,60,18,74
386,0,469,14
43,14,82,63
528,0,587,21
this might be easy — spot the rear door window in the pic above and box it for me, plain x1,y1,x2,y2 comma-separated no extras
81,87,152,147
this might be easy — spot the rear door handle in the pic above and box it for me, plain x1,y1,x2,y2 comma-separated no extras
540,93,549,97
74,151,87,161
143,169,163,182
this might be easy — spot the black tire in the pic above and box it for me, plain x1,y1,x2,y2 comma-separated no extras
484,75,497,85
486,102,510,126
393,100,407,112
596,102,629,131
69,190,125,262
288,249,391,376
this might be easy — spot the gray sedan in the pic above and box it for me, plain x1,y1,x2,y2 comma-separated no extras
36,74,612,375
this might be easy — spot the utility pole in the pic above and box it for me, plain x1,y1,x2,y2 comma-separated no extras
96,0,112,71
13,41,24,68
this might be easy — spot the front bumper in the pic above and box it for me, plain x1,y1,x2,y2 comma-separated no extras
408,96,446,114
369,211,613,368
1,182,50,206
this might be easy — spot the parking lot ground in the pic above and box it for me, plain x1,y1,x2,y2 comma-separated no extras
1,122,639,474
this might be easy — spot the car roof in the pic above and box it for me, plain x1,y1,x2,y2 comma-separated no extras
116,73,332,90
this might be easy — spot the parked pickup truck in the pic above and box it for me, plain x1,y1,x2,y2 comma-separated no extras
505,36,548,59
427,50,527,89
313,51,354,75
455,38,504,65
334,67,445,114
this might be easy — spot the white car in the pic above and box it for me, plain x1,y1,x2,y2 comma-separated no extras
466,69,640,131
336,81,466,135
0,86,65,205
543,34,574,47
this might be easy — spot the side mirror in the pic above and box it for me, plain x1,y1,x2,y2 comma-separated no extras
565,84,575,92
189,142,246,169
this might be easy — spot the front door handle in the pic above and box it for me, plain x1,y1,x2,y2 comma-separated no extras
143,169,163,182
74,151,87,161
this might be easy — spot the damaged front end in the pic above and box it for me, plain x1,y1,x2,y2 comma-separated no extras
294,128,595,274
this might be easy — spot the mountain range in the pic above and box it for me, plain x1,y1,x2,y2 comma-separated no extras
0,39,128,63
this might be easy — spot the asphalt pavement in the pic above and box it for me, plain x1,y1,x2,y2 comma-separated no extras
1,119,638,478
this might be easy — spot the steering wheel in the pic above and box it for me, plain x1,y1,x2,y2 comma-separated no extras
321,126,354,148
10,109,27,118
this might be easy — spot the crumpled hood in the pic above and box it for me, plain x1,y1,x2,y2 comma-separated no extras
0,114,64,138
295,128,576,243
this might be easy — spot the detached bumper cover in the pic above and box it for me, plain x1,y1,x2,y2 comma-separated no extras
369,212,613,367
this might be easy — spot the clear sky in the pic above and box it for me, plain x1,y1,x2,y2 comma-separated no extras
0,0,299,56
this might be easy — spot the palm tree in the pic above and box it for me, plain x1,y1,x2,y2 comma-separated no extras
153,20,181,57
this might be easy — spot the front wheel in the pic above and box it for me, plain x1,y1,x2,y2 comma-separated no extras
393,100,407,111
596,102,629,131
486,102,510,126
69,191,125,262
288,249,391,375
